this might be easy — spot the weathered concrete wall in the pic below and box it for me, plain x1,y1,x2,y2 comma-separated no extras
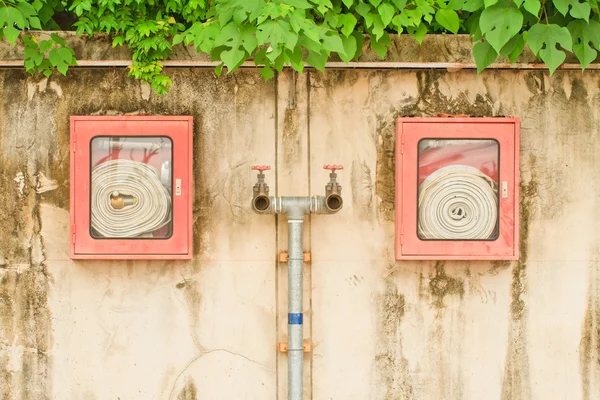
0,36,599,400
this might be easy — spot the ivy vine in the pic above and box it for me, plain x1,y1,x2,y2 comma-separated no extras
1,0,598,94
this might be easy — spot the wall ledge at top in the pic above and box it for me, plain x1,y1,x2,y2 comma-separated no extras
0,31,583,66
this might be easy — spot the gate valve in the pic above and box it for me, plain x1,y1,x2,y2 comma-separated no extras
323,164,343,173
252,165,271,198
323,164,343,199
252,165,271,174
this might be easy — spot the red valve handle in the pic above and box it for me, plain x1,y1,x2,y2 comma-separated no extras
252,165,271,173
323,164,344,172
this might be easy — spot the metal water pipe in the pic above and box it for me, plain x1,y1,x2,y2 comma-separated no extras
251,164,343,400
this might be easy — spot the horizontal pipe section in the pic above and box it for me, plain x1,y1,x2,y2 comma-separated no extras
254,196,341,217
0,59,598,70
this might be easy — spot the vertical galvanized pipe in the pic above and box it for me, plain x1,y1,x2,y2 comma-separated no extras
287,216,304,400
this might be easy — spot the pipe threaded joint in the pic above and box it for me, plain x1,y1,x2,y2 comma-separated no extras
325,193,343,213
252,194,271,213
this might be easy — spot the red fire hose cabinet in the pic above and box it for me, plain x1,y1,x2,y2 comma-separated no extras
395,118,520,260
70,116,193,260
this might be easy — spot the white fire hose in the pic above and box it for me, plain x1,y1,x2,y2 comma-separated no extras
91,159,172,238
418,165,498,240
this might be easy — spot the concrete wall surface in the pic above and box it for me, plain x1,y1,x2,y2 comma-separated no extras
0,35,599,400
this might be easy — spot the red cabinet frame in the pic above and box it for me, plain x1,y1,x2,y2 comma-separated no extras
70,116,193,260
395,117,520,260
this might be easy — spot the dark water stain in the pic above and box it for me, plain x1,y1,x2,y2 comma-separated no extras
428,262,465,308
374,278,413,400
177,378,198,400
579,251,600,400
0,161,53,398
372,70,497,222
500,154,537,400
489,260,511,274
350,159,374,220
282,107,301,166
176,278,202,351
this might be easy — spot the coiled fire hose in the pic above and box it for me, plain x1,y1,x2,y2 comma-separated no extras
91,160,172,238
418,165,498,240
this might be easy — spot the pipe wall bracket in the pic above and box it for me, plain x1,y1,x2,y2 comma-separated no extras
279,252,311,263
278,341,312,353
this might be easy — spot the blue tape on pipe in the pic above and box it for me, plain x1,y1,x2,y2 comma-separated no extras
288,313,303,325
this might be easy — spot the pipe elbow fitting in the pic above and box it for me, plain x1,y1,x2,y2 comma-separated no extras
324,192,343,213
252,193,272,213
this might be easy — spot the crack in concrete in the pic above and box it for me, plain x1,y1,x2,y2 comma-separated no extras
167,347,274,400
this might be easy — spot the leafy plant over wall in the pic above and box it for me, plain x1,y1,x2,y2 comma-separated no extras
1,0,600,94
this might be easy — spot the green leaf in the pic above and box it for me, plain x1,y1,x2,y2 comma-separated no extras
284,0,312,8
256,20,299,50
221,47,246,70
365,13,385,40
342,0,354,7
369,0,383,6
355,2,372,18
315,0,334,13
553,0,591,21
351,30,364,60
473,40,498,72
112,36,125,47
290,11,320,42
56,61,69,75
48,47,74,75
260,65,275,80
325,11,339,28
484,0,499,7
3,26,19,45
339,13,357,37
392,0,408,7
215,63,224,77
0,7,26,30
408,22,427,43
479,5,523,53
435,9,460,33
464,0,484,11
370,32,390,57
466,11,483,40
499,33,520,56
287,45,305,71
523,0,541,16
378,3,395,26
527,23,572,74
448,0,465,10
322,33,345,53
306,49,328,70
568,20,600,68
50,33,67,46
240,25,258,53
39,40,53,53
339,34,357,62
37,4,55,24
507,33,525,62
